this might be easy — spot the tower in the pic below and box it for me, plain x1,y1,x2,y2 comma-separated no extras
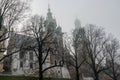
74,18,81,29
45,4,57,32
43,3,70,78
47,4,52,21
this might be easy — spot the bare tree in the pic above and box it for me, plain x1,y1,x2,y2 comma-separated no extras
0,0,29,53
82,24,109,80
0,0,29,70
22,15,63,80
0,0,29,73
104,36,120,80
0,0,29,30
64,27,86,80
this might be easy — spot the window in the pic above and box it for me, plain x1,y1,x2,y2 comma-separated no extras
29,51,33,60
30,62,33,69
58,71,60,73
20,61,23,68
19,50,25,59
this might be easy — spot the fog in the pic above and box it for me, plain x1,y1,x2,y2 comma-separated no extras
31,0,120,40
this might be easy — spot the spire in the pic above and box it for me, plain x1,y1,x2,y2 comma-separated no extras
48,2,50,12
74,18,81,28
48,0,51,12
45,0,57,32
47,0,52,20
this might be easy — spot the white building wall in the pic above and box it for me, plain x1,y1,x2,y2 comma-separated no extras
11,51,37,75
62,67,70,78
11,45,70,78
83,77,94,80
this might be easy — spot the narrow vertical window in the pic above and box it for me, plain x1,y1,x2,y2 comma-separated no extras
29,51,33,60
19,50,25,59
30,62,33,69
20,61,23,68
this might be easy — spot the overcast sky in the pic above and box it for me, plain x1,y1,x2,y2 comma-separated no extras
31,0,120,40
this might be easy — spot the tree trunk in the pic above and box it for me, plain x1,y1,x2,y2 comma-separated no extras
75,58,79,80
39,57,43,80
94,74,99,80
113,76,117,80
38,43,43,80
76,67,79,80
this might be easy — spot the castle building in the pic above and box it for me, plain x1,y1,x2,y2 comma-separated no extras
3,5,70,78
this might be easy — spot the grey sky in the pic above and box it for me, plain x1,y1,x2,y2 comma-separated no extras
31,0,120,40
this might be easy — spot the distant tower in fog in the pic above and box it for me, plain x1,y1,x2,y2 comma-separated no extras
74,18,81,29
73,18,82,37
